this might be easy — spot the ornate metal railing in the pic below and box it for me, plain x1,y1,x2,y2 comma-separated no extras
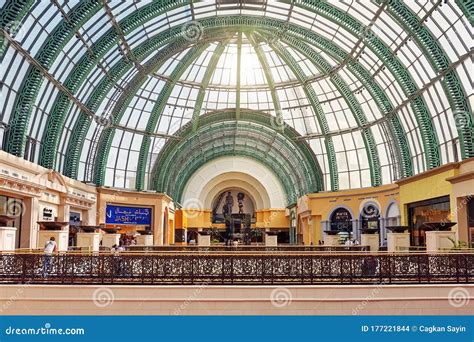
125,245,370,252
0,252,472,285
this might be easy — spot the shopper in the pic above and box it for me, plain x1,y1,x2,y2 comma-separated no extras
43,237,57,277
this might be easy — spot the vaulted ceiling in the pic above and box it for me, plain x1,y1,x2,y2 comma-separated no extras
0,0,472,196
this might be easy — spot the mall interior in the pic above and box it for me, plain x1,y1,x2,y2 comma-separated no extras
0,0,473,315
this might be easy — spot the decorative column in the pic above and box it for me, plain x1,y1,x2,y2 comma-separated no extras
361,233,380,252
198,231,211,246
351,219,360,242
425,231,456,252
136,234,154,246
102,233,120,248
23,196,40,249
387,233,410,252
0,227,16,251
320,220,329,242
76,232,101,252
379,218,387,247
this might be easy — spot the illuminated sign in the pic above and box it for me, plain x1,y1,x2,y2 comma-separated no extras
105,205,152,225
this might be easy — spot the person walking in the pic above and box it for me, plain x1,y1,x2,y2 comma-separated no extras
43,237,57,277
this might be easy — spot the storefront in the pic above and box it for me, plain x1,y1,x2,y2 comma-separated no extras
407,196,451,246
0,195,24,248
329,207,352,232
468,197,474,248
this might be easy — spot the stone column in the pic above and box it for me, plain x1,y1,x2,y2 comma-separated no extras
38,230,69,252
22,197,39,249
321,220,329,232
379,218,387,247
425,231,456,252
0,227,17,250
351,219,360,242
387,233,410,252
102,233,120,248
76,232,101,252
58,198,70,222
361,233,380,252
136,235,154,246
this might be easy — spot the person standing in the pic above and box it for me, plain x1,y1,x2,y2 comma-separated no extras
43,237,57,277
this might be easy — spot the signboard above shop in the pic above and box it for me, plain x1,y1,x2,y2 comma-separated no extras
105,204,152,225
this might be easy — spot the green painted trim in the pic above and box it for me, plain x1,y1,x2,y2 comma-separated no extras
152,118,320,204
384,0,473,159
135,43,210,190
7,1,189,166
191,39,230,132
266,35,382,186
247,33,283,131
268,38,339,191
152,109,324,193
3,0,98,159
287,0,440,169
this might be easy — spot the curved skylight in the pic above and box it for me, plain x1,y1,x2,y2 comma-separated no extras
0,0,472,192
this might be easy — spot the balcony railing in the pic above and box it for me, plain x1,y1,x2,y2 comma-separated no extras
0,252,472,285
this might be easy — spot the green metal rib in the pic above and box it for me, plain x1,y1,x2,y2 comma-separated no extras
383,0,473,159
268,38,339,190
134,43,210,190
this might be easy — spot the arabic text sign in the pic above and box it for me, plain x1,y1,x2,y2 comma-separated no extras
105,205,152,225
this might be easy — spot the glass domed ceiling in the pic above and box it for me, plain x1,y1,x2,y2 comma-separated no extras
0,0,472,192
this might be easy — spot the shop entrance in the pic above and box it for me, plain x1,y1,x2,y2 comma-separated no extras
407,196,450,247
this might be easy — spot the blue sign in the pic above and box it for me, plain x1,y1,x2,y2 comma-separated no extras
105,205,151,225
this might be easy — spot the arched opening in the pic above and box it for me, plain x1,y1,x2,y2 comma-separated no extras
360,203,381,231
385,202,401,226
210,189,256,245
329,207,353,242
212,189,256,223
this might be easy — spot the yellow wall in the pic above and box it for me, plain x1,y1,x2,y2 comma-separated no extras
396,164,458,226
255,209,288,229
176,208,288,230
298,184,400,244
296,160,474,244
446,158,474,243
175,209,212,229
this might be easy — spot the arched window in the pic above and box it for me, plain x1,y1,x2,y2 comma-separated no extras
330,208,352,232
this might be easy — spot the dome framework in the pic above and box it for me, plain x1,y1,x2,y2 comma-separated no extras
0,0,472,195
